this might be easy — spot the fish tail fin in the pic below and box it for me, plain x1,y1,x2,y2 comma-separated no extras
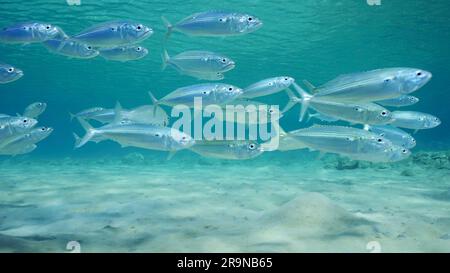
306,112,317,123
282,88,301,113
73,133,81,149
75,117,95,149
260,120,287,152
161,49,170,70
148,91,160,116
161,16,173,41
292,82,312,122
69,112,76,121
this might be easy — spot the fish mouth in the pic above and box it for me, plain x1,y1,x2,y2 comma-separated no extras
143,28,153,36
223,62,235,71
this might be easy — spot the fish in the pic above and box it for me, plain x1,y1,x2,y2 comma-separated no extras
184,71,225,81
0,126,53,151
0,22,59,44
241,77,295,99
348,144,411,163
71,102,168,126
307,112,340,123
364,124,416,149
162,50,235,75
99,45,148,62
162,11,263,38
203,99,282,125
23,102,47,118
148,83,243,108
274,125,409,162
285,84,394,124
70,107,108,122
43,37,99,59
376,95,419,107
74,118,194,152
0,144,36,156
390,111,441,130
0,63,23,84
73,21,153,47
303,68,432,102
0,117,39,146
190,140,263,160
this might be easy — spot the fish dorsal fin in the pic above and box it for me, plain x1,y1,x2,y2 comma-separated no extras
112,101,124,124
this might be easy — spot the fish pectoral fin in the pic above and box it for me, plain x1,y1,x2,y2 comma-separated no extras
167,151,176,160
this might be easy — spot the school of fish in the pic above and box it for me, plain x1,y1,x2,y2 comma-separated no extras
0,11,441,161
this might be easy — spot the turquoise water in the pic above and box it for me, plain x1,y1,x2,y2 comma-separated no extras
0,1,450,252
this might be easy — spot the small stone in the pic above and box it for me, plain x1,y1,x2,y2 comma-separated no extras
121,152,145,164
401,169,414,177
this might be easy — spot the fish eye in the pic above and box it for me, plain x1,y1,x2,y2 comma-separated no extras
23,119,27,123
41,127,46,131
228,87,233,91
87,46,92,50
111,27,116,31
381,111,387,116
46,25,51,30
219,18,224,22
384,78,390,83
182,136,187,140
7,67,14,73
284,78,288,81
248,17,253,21
202,91,207,95
248,143,256,150
136,24,143,31
402,149,407,154
416,72,422,76
155,133,160,137
377,138,383,142
221,58,227,63
136,47,142,51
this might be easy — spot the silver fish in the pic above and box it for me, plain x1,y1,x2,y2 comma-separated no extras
0,118,40,147
70,107,109,122
307,112,340,123
376,95,419,107
203,99,282,125
286,84,393,124
241,77,295,98
73,21,153,47
43,38,99,59
162,11,263,38
162,50,235,74
0,63,23,84
390,111,441,130
149,83,243,107
304,68,432,102
23,102,47,118
348,144,411,163
190,140,263,160
74,119,194,152
365,124,416,149
184,71,225,81
71,102,168,126
275,125,406,162
0,126,53,151
100,45,148,62
0,22,59,44
0,144,36,156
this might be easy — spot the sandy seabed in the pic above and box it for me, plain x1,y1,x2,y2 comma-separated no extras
0,150,449,253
